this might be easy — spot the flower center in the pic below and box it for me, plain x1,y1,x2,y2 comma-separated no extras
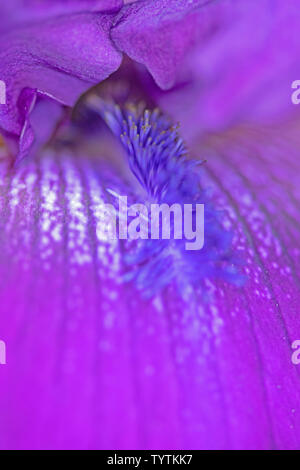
84,94,243,298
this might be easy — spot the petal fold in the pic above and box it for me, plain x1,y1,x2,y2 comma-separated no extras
111,0,211,90
112,0,300,137
0,6,123,161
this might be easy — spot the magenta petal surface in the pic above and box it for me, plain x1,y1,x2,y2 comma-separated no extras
0,123,299,449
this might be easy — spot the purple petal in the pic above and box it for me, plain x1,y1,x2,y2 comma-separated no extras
0,5,122,161
111,0,209,90
0,1,123,27
0,0,300,451
112,1,300,137
0,122,299,449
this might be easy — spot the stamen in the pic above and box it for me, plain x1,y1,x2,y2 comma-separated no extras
87,96,243,298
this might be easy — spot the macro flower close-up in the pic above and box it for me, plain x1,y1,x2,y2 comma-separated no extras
0,0,300,452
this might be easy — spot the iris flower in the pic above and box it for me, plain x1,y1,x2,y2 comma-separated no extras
0,0,300,450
